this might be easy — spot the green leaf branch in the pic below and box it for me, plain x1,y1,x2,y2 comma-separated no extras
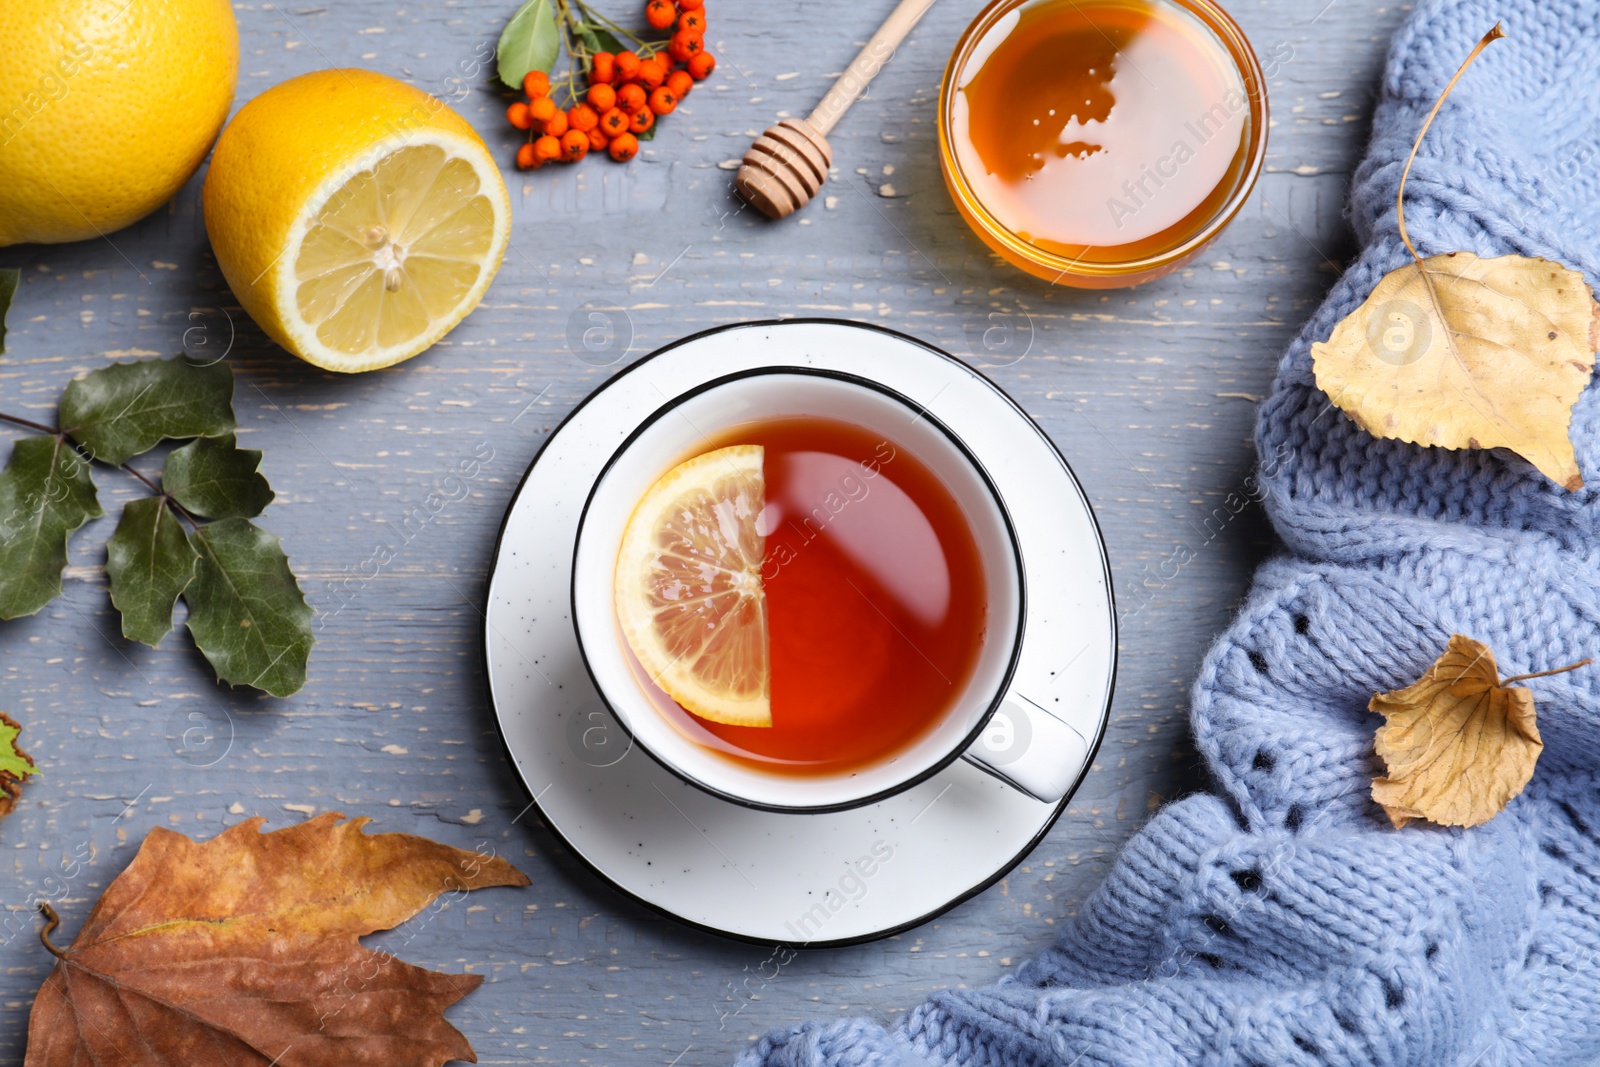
0,356,312,698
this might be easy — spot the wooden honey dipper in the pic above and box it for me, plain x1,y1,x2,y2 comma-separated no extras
735,0,940,220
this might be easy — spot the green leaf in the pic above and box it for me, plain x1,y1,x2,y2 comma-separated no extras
498,0,560,89
592,27,627,53
0,435,103,620
0,714,35,781
60,356,235,465
573,22,626,58
163,434,274,519
0,269,18,355
185,518,313,698
0,711,39,819
106,497,198,647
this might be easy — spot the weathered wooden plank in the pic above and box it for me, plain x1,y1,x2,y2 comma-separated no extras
0,0,1405,1062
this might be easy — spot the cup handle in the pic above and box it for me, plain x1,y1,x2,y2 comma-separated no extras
961,693,1089,802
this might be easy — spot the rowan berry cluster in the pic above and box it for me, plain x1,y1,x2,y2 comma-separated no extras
506,0,716,169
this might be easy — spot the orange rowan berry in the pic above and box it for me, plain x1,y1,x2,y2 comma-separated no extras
615,50,642,81
543,108,570,138
587,127,610,152
587,83,617,113
629,106,655,134
637,57,667,88
569,102,600,132
608,131,639,162
615,82,647,114
648,86,678,115
598,107,630,137
561,128,590,161
507,101,533,130
523,71,551,98
668,29,703,64
528,95,558,125
515,142,539,170
645,0,676,29
666,69,693,99
590,51,616,84
687,51,716,80
533,134,563,163
677,0,704,9
679,10,705,34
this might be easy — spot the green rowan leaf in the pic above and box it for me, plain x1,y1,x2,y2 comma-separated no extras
163,434,274,519
0,712,38,819
106,497,198,647
0,269,18,355
0,435,103,619
60,357,235,465
498,0,559,89
573,23,626,59
185,519,313,698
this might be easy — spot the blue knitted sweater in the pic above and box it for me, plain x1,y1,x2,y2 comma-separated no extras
738,1,1600,1064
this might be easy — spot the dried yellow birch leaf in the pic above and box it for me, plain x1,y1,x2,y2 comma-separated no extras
1311,24,1600,491
1369,634,1587,828
1313,254,1599,491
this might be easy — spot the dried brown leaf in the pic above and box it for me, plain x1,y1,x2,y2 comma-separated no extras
25,812,531,1067
1368,634,1588,828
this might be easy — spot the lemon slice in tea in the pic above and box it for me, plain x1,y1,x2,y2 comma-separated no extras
203,69,511,373
614,445,771,727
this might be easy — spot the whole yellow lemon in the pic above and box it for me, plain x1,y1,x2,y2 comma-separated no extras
0,0,238,246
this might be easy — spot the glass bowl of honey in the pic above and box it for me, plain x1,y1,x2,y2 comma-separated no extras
938,0,1267,288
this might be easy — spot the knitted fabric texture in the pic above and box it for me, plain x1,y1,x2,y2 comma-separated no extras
737,1,1600,1065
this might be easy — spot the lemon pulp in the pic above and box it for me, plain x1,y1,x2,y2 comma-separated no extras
614,445,772,727
293,144,499,358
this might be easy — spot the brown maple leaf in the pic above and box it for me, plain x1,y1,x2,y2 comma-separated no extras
1370,634,1588,828
26,812,530,1067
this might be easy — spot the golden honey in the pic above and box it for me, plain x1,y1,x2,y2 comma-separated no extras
940,0,1266,287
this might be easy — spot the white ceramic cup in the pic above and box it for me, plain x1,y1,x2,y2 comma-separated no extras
572,368,1085,811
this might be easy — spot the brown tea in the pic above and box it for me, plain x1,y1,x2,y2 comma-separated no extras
651,415,989,777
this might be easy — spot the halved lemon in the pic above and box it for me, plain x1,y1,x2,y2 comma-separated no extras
614,445,771,727
203,69,511,373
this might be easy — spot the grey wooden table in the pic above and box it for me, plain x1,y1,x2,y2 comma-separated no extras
0,0,1408,1062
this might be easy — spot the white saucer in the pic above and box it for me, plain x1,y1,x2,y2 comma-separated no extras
484,320,1115,944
